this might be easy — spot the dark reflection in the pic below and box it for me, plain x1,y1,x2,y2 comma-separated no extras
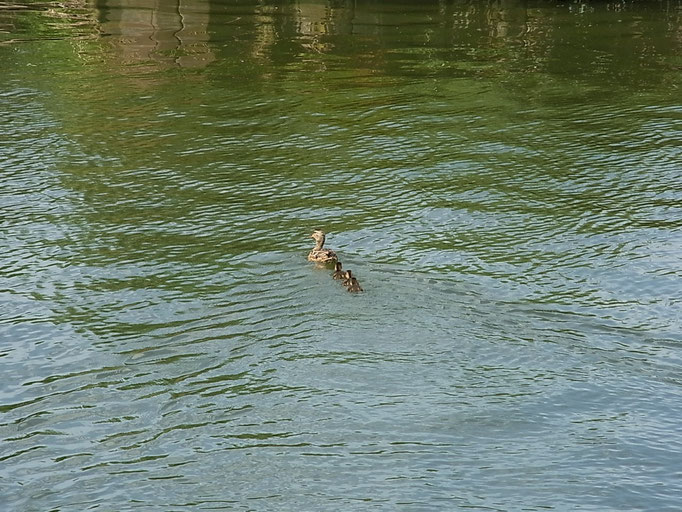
0,0,98,44
194,0,681,85
96,0,214,67
3,0,680,79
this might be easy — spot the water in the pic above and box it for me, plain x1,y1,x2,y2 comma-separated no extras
1,0,681,510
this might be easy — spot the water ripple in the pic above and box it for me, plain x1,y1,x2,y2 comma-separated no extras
2,1,682,511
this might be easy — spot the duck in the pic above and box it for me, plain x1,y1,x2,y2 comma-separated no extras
347,277,363,293
341,269,354,286
332,261,345,279
307,230,338,264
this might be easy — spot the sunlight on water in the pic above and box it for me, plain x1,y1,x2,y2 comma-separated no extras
1,1,681,511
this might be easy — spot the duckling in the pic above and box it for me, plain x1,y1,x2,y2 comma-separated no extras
332,261,345,279
347,277,363,293
341,269,353,286
307,230,338,264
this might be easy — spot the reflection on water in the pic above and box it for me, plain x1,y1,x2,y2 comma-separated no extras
1,1,682,511
2,0,681,77
98,0,214,68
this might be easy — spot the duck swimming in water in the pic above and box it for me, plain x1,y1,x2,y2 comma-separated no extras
347,277,363,293
332,261,344,279
307,230,338,264
341,269,354,286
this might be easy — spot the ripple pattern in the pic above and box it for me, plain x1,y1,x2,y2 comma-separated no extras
1,1,682,511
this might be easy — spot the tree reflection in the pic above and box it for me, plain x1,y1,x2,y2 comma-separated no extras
96,0,214,68
3,0,679,80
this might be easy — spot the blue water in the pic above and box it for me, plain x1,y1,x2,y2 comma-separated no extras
1,1,681,510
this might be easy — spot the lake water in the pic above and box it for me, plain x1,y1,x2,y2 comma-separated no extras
1,1,681,510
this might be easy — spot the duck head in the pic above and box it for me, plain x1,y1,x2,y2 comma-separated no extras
310,230,326,249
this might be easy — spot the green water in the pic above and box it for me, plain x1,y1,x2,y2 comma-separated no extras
1,1,681,510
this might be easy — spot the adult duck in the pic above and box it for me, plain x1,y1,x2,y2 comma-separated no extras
307,230,338,264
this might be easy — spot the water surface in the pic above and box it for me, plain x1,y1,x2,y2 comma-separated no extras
1,1,681,510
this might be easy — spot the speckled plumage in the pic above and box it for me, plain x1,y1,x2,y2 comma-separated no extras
332,261,345,279
341,270,353,287
307,230,338,263
347,277,363,293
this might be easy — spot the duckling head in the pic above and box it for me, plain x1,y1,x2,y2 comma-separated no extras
344,270,352,279
334,261,342,271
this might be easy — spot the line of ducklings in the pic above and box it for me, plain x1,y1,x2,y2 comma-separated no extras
332,261,363,292
308,230,363,293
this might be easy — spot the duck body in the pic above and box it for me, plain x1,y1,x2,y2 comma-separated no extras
308,248,337,263
341,270,353,287
347,277,363,293
307,230,338,264
332,261,345,279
